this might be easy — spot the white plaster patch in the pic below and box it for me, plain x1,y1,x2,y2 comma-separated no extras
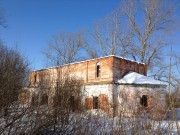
84,84,113,102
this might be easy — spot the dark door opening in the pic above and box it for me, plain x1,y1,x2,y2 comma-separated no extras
93,96,98,109
140,95,148,107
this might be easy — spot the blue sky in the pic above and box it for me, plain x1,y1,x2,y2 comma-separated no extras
0,0,180,70
0,0,120,70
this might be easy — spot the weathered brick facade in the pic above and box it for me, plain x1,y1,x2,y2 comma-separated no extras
27,55,166,117
29,55,147,87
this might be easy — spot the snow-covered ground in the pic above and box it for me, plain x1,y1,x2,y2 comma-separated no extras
1,107,180,135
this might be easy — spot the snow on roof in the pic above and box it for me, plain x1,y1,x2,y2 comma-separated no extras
117,72,167,85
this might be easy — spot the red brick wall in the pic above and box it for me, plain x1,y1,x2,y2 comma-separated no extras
29,56,114,87
29,56,147,87
113,57,147,80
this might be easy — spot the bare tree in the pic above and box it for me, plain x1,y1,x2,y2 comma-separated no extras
88,0,179,75
122,0,179,69
22,69,84,134
43,31,86,66
86,8,133,59
0,44,30,134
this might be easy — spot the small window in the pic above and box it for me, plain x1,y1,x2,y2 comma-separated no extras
93,96,98,109
140,95,148,107
31,95,38,106
69,96,75,112
34,74,37,83
96,63,100,78
41,94,48,105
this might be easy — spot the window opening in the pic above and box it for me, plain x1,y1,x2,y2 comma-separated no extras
31,96,35,106
96,63,100,78
41,94,48,105
140,95,148,107
69,96,75,112
93,96,98,109
31,95,38,106
34,74,37,83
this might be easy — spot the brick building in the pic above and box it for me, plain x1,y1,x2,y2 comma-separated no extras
28,55,166,116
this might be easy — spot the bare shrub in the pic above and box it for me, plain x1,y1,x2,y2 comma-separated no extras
0,44,29,110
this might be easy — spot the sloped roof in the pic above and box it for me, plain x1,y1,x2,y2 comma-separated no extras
117,72,167,85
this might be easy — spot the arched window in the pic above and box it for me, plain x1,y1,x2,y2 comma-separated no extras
96,63,100,78
140,95,148,107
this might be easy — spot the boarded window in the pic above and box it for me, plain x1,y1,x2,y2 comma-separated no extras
93,96,99,109
140,95,148,107
85,98,93,110
99,94,109,111
19,91,31,104
96,63,100,78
